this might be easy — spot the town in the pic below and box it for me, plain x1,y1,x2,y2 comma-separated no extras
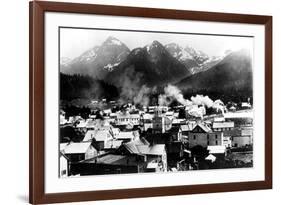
59,98,253,177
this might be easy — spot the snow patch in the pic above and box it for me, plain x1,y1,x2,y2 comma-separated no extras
108,39,122,46
103,63,120,71
146,45,150,54
79,49,97,62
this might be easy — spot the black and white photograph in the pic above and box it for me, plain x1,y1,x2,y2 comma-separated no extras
59,27,254,177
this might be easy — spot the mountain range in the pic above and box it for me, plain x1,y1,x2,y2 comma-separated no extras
60,36,252,102
61,36,130,79
176,49,253,95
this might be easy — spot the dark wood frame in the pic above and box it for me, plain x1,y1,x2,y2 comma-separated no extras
29,1,272,204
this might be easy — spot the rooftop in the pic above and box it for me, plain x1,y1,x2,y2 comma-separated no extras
85,154,141,166
192,123,212,133
180,123,195,132
212,121,234,129
116,131,135,140
207,145,226,154
83,130,112,142
63,142,92,154
124,142,165,156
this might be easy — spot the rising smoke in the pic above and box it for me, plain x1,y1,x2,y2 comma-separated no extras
159,84,225,118
116,65,157,107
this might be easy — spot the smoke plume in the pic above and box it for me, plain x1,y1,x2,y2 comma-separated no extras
116,66,156,106
159,84,225,118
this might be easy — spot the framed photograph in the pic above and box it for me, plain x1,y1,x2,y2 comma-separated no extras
29,1,272,204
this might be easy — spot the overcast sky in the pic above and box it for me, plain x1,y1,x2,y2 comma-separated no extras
60,27,253,60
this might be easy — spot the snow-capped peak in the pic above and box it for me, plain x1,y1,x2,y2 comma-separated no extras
105,36,123,46
145,40,163,54
165,43,193,60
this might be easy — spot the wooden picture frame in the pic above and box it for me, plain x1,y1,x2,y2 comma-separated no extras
29,1,272,204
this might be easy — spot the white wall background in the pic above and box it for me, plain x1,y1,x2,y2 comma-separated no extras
0,0,279,204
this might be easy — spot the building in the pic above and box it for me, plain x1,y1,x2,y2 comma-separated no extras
241,102,251,109
83,130,113,150
115,131,135,142
70,154,147,176
188,123,224,148
59,152,69,177
110,127,120,138
62,142,97,162
151,108,172,134
180,122,196,137
75,119,87,132
212,121,234,132
171,119,186,127
60,110,67,125
115,113,140,126
168,127,183,142
118,141,167,172
232,128,253,147
207,145,226,157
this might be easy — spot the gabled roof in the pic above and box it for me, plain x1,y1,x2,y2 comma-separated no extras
123,142,165,156
169,126,181,133
83,130,112,142
192,123,212,133
64,142,92,154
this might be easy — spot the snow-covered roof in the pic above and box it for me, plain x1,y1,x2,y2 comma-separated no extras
142,113,153,120
83,130,112,142
214,117,225,122
64,142,92,154
207,145,226,154
147,162,159,169
205,154,216,162
116,131,135,140
224,110,253,118
60,143,68,151
104,140,123,149
213,121,234,129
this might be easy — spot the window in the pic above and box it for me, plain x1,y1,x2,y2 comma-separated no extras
216,140,218,145
215,135,218,139
207,141,209,145
193,135,196,140
207,134,209,140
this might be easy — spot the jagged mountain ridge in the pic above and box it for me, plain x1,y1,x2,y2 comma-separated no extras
61,36,130,79
176,49,253,93
104,40,192,88
165,43,222,74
